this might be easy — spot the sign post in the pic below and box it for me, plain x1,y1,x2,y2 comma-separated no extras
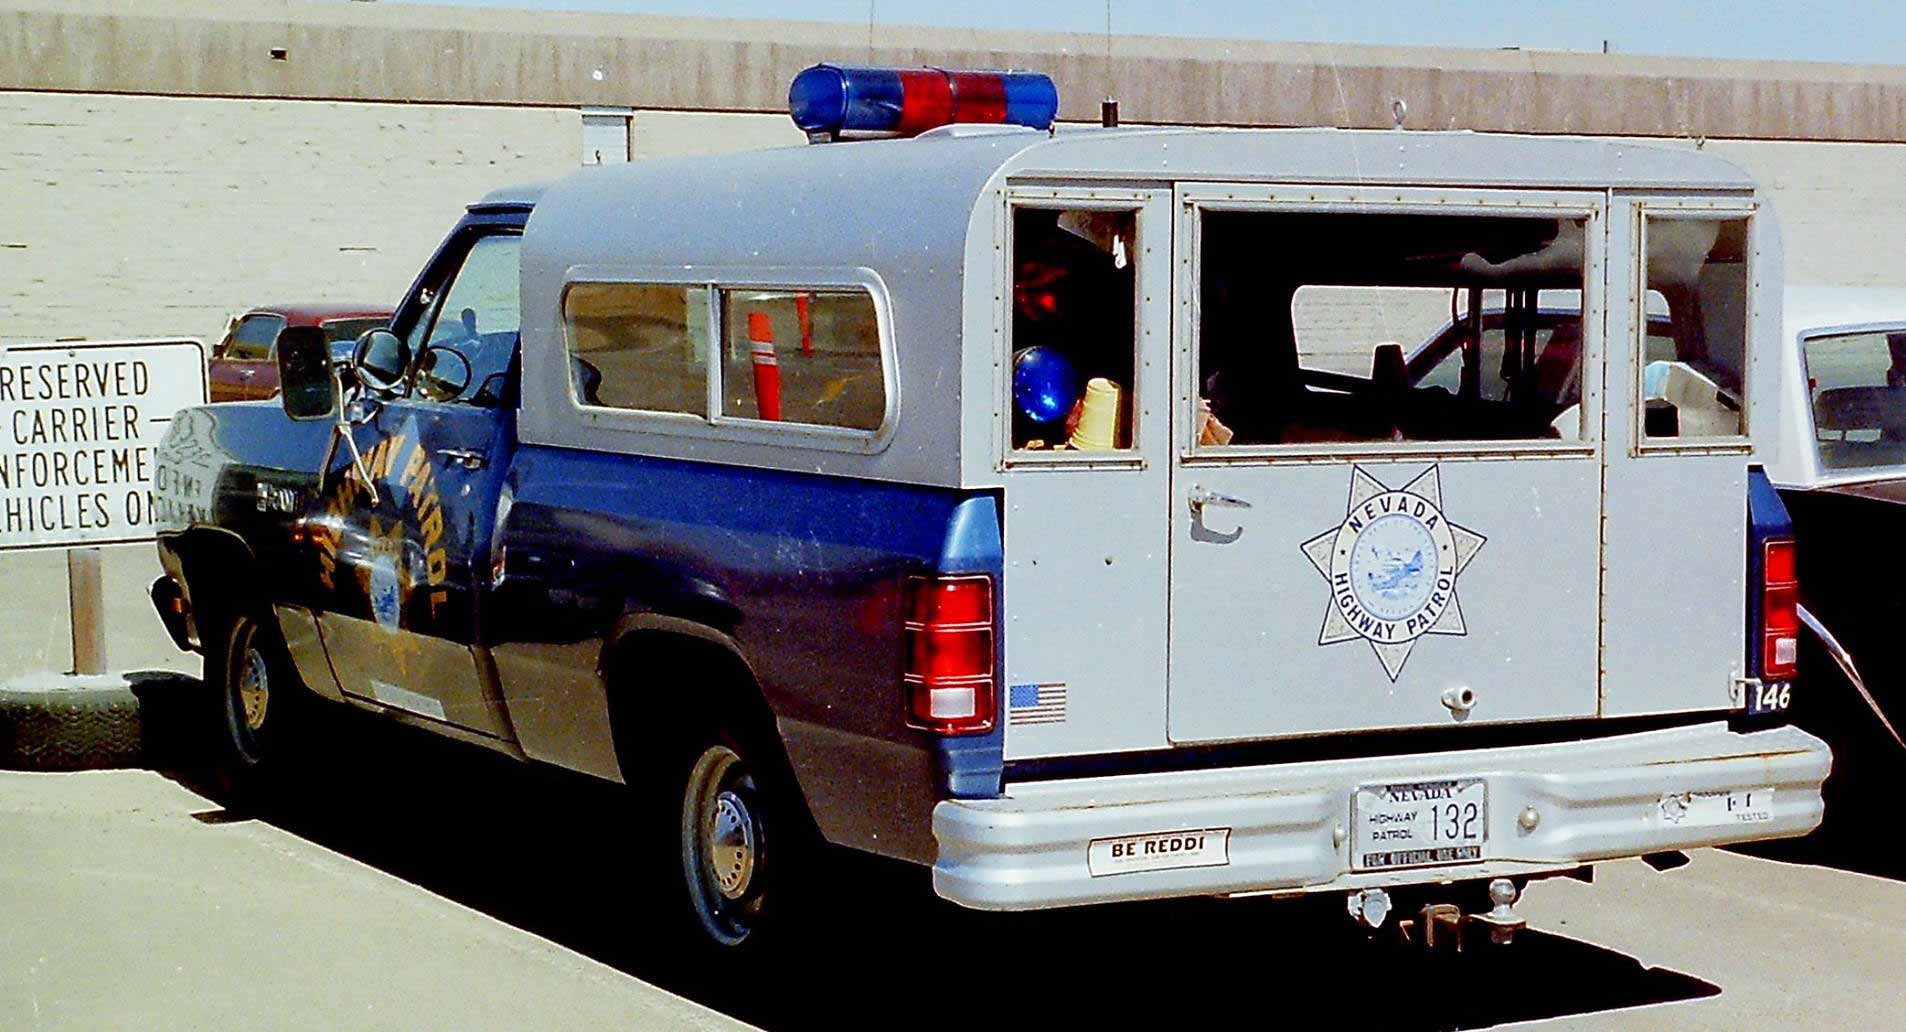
0,339,207,673
68,547,104,675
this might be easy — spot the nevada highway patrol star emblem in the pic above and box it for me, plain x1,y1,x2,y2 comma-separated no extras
1300,465,1487,681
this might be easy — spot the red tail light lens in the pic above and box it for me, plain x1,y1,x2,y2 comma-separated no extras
904,575,995,735
1762,538,1798,680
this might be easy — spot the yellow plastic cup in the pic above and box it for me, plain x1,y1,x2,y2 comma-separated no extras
1068,377,1124,451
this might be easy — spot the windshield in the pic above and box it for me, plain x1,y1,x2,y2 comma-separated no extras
1805,328,1906,470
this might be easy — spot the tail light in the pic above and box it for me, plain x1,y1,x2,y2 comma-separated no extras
904,575,995,734
1761,538,1798,680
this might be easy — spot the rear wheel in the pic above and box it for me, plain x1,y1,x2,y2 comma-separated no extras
672,732,811,951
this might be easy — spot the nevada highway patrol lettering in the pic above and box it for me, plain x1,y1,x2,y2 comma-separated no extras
0,339,205,550
1303,465,1486,681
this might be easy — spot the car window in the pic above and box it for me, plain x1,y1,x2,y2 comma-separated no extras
226,314,285,361
1414,318,1561,404
416,235,522,406
320,317,387,344
1806,329,1906,470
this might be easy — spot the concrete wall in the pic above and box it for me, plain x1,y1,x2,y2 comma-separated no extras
0,92,807,347
3,89,1901,355
1705,138,1906,286
0,91,577,345
11,0,1906,142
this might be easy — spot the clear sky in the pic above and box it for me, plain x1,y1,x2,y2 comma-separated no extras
379,0,1906,66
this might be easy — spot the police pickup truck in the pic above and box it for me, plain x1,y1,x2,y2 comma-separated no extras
150,66,1831,950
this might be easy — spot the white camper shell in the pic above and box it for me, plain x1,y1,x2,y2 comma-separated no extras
521,126,1828,911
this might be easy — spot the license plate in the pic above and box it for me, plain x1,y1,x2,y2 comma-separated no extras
1352,779,1487,871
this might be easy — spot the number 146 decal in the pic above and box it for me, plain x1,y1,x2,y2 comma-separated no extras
1748,681,1792,716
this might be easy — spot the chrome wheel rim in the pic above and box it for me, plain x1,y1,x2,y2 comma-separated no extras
681,744,768,947
237,644,270,732
708,789,757,900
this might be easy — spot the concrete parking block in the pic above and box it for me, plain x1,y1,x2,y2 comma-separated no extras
0,671,145,770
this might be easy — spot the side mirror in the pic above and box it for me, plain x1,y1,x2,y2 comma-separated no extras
414,345,473,402
276,326,338,421
353,329,411,393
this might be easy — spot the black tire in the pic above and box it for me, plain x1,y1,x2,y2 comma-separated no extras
668,728,815,952
207,610,301,795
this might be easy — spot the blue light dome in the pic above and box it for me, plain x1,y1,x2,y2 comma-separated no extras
1013,347,1082,424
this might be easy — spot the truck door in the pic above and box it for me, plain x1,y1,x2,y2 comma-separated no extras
1165,185,1606,743
314,230,520,739
1598,200,1757,716
996,189,1174,761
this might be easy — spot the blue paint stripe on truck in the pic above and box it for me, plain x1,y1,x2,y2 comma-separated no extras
1747,466,1795,684
499,445,1005,806
934,494,1006,798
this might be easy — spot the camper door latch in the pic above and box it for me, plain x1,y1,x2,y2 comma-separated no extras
1188,486,1252,513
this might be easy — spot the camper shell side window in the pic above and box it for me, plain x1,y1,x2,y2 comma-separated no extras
556,270,896,448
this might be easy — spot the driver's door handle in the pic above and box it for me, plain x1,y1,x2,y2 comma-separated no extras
437,447,487,471
1188,486,1252,513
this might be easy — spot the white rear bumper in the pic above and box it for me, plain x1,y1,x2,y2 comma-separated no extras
931,721,1829,910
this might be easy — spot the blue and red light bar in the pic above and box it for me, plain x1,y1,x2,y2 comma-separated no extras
788,65,1059,139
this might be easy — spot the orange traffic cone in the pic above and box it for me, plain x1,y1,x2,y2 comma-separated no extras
748,311,782,420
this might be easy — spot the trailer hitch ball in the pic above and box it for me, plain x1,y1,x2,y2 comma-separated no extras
1347,887,1392,930
1472,877,1527,945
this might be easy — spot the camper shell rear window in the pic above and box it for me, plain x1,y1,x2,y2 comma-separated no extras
1195,211,1591,448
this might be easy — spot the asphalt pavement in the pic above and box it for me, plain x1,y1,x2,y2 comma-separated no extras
0,769,746,1032
1,721,1902,1031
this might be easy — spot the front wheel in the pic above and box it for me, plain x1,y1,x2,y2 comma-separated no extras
210,611,300,792
675,737,806,950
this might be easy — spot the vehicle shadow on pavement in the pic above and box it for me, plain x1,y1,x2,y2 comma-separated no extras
141,690,1719,1032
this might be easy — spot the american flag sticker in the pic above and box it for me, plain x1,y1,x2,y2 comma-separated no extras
1009,682,1067,725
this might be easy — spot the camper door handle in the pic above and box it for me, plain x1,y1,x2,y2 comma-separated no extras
1188,487,1252,512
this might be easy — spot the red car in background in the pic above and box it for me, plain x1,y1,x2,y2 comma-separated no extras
209,303,392,401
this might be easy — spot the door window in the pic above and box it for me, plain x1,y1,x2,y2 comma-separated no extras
1009,207,1139,452
225,314,285,361
1639,214,1751,441
1196,211,1590,447
416,235,522,406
